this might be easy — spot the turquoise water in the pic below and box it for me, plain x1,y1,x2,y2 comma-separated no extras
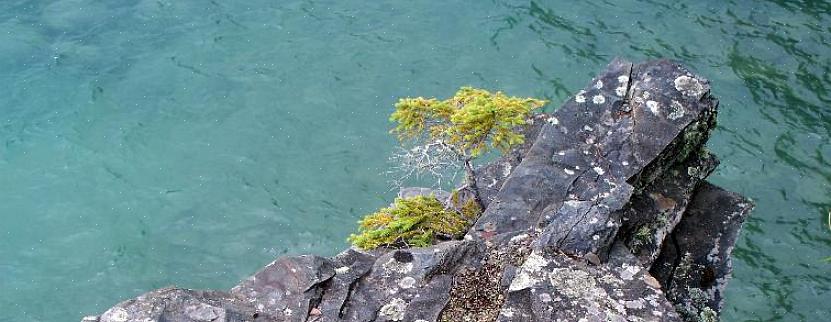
0,0,828,321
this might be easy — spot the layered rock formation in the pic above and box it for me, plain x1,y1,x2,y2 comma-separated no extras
82,59,753,322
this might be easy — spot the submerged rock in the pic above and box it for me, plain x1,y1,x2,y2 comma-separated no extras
83,59,751,322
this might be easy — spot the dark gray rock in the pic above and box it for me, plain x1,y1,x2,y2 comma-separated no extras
498,244,681,322
619,151,720,267
312,249,376,322
83,59,750,322
650,183,754,322
473,113,550,208
230,255,336,322
338,241,478,322
471,58,718,258
95,287,277,322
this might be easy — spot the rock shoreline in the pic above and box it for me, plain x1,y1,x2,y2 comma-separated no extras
83,59,753,322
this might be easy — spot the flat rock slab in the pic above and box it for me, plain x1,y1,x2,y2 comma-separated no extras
619,151,720,267
471,58,717,258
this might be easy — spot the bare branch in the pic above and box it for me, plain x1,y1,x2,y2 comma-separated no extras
386,140,463,190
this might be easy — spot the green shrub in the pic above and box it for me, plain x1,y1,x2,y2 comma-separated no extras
348,195,480,250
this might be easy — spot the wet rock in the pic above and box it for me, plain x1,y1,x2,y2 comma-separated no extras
651,183,754,322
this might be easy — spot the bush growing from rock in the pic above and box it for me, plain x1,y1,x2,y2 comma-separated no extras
348,195,479,249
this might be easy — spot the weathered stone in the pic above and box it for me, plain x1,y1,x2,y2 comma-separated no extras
312,249,376,322
619,151,720,267
95,287,276,322
338,241,478,322
651,182,754,322
473,113,550,208
230,255,335,322
498,245,681,322
83,59,751,322
471,58,718,259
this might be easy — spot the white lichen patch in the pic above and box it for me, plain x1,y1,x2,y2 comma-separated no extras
668,100,685,120
548,267,598,299
575,90,587,103
564,168,575,176
524,253,549,272
674,75,705,97
101,307,130,322
594,80,604,89
618,75,629,84
379,298,407,321
646,100,660,115
618,263,641,281
185,303,221,321
592,166,605,175
592,94,606,104
510,233,529,243
615,85,627,97
500,308,516,318
509,252,550,291
335,266,350,274
502,163,513,177
398,276,417,289
509,271,538,291
382,257,414,274
546,116,560,125
623,299,646,310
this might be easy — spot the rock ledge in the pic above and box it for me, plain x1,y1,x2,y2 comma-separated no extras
83,59,753,322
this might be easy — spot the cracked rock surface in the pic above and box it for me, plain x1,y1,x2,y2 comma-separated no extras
82,59,752,322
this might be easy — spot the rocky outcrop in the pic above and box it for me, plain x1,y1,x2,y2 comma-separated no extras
82,59,752,322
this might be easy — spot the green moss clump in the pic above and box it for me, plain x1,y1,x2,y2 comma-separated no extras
348,195,480,250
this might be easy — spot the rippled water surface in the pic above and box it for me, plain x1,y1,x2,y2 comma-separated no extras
1,1,829,321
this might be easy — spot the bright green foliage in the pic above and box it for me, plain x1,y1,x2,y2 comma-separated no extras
348,195,480,250
390,87,547,157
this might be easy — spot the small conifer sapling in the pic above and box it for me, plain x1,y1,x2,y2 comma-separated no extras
389,86,546,207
